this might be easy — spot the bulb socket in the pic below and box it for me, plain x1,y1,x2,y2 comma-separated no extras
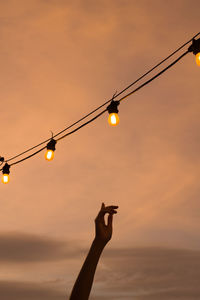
107,100,120,114
0,157,4,162
2,163,10,175
46,139,57,151
188,38,200,55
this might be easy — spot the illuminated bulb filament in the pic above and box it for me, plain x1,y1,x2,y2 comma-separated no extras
111,114,117,124
45,150,54,161
108,113,120,126
196,53,200,66
2,174,10,184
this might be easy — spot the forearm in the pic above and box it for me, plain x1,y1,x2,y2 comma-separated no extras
69,239,105,300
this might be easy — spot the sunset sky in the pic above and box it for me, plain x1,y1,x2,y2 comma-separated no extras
0,0,200,299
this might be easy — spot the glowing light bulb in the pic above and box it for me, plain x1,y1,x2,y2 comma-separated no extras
107,100,120,127
45,139,56,161
1,163,10,184
2,174,10,184
45,149,54,161
108,113,120,126
196,53,200,66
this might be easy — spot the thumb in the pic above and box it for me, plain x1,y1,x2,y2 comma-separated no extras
101,202,105,210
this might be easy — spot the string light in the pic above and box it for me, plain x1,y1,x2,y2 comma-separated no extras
107,100,120,126
0,32,199,183
196,52,200,67
45,139,57,161
1,163,10,184
188,37,200,66
4,32,200,166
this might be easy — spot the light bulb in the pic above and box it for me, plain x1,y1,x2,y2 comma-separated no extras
107,100,120,127
2,174,10,184
108,113,120,126
45,139,56,161
196,53,200,66
45,149,54,161
1,163,10,184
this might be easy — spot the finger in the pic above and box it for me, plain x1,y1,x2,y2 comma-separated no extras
103,208,118,215
106,209,118,214
105,205,118,209
107,213,113,228
96,204,118,221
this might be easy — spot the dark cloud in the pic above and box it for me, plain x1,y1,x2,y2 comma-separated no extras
0,280,66,300
91,247,200,299
0,234,200,299
0,232,83,263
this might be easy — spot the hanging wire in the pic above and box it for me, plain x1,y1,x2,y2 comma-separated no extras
0,47,191,172
10,147,46,167
56,109,107,142
119,51,189,103
110,31,200,101
0,110,107,170
4,32,200,164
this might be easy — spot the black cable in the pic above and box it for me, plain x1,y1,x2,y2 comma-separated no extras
0,49,189,172
0,110,107,171
56,109,107,142
119,51,189,103
110,32,200,101
9,147,46,167
5,33,199,164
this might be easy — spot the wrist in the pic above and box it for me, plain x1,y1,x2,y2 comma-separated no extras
93,238,107,250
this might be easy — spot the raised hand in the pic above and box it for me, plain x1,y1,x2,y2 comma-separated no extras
69,202,119,300
95,203,118,246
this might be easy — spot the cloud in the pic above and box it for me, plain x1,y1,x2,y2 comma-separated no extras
0,280,66,300
0,233,199,299
91,247,200,299
0,232,83,263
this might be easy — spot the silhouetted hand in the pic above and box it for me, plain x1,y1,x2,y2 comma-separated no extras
69,202,119,300
95,203,118,246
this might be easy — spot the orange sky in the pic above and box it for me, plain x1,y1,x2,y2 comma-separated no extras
0,0,200,299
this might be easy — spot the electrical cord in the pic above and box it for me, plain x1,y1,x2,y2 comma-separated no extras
7,110,107,168
119,51,189,103
0,48,191,172
4,33,199,164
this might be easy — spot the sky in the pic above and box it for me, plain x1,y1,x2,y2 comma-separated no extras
0,0,200,299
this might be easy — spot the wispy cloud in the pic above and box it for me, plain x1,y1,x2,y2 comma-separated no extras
0,280,66,300
93,247,200,299
0,232,83,263
0,232,199,299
